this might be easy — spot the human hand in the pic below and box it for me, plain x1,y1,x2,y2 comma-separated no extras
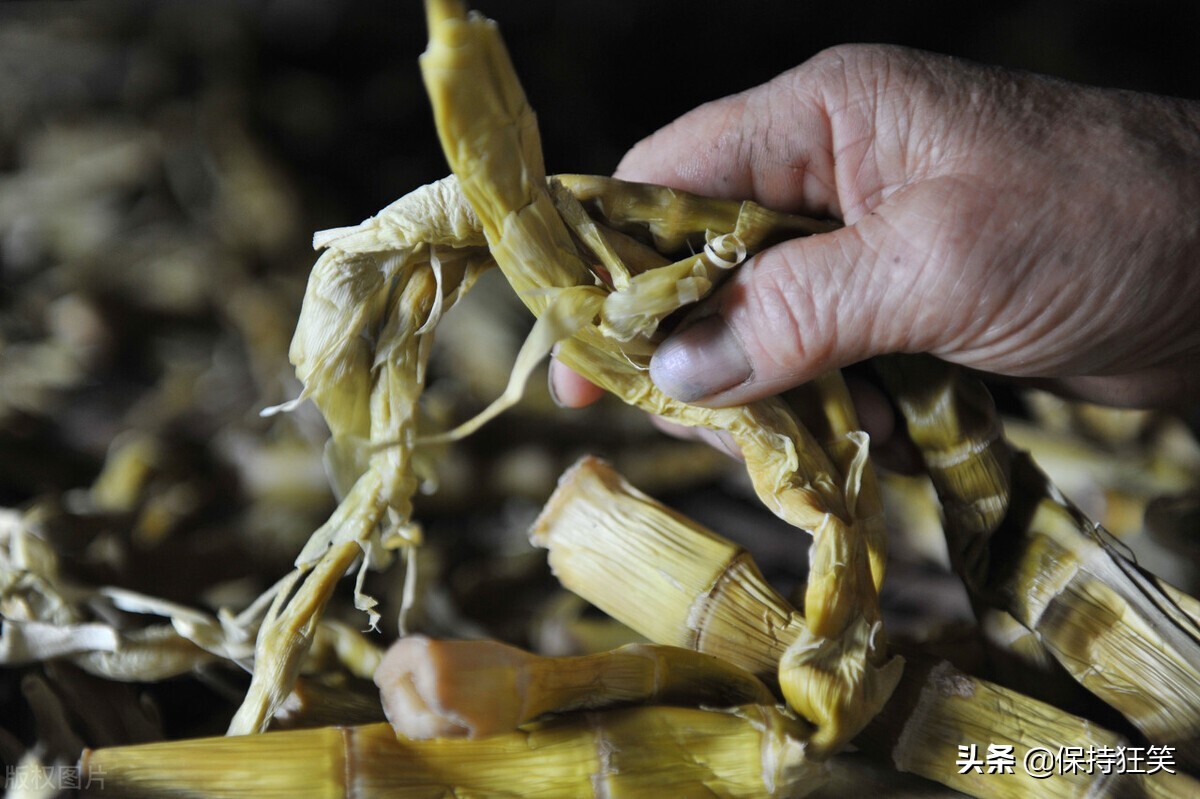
551,45,1200,439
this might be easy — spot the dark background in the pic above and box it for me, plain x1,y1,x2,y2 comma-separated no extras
1,0,1197,552
261,0,1200,222
8,0,1195,231
281,1,1200,225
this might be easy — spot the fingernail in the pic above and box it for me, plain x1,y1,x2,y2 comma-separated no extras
649,315,752,402
547,362,564,408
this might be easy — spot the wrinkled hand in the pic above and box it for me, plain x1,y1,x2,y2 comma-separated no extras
551,45,1200,437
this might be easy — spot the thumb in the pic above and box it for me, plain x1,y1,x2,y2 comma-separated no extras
650,222,905,406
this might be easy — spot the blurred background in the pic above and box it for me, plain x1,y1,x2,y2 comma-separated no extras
5,1,1199,245
1,0,1198,776
4,0,1199,495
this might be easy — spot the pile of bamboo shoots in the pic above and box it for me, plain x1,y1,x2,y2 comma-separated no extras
5,1,1200,797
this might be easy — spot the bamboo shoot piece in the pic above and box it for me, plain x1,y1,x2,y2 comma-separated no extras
857,658,1200,799
531,456,807,682
532,456,1200,799
877,355,1200,766
421,0,897,751
373,635,777,739
83,706,825,799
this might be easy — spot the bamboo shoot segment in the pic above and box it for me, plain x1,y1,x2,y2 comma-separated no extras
373,635,776,739
531,456,807,682
996,452,1200,758
531,457,1200,799
533,456,904,754
873,355,1011,593
858,659,1200,799
82,708,826,799
880,355,1200,761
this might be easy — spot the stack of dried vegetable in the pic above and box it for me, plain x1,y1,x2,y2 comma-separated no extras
0,4,704,793
3,1,1200,798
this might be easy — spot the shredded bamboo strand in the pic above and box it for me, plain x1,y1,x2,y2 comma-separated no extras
232,155,849,739
230,238,481,734
785,372,888,593
555,173,838,253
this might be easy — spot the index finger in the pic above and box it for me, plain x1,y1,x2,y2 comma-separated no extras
613,62,843,218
